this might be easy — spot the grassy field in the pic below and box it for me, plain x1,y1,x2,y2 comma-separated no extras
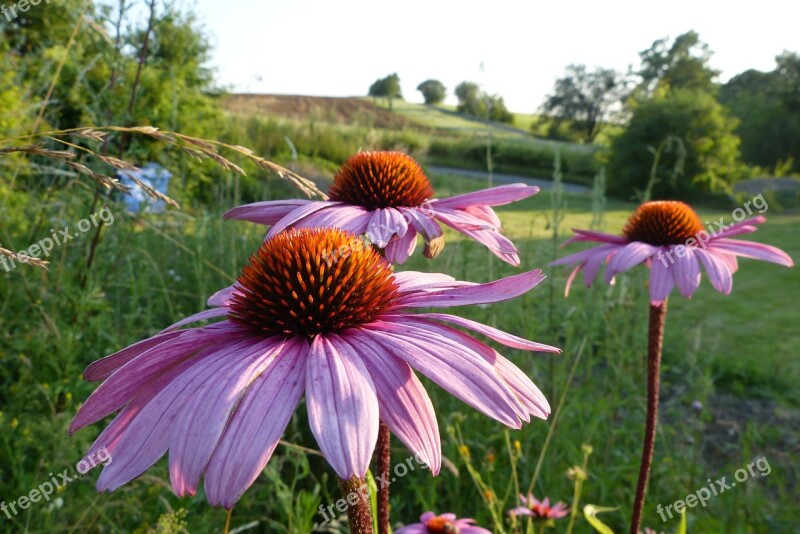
1,169,797,533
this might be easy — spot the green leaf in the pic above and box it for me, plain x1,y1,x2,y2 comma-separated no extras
583,504,619,534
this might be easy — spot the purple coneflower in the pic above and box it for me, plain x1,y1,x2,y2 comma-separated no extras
224,151,540,265
70,227,557,510
550,200,793,303
396,511,492,534
551,200,792,534
509,493,570,520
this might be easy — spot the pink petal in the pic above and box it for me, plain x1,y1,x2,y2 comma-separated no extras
400,207,443,241
432,207,493,231
708,238,793,267
394,525,427,534
96,339,259,492
361,323,526,428
296,204,371,235
406,313,560,353
550,243,621,267
432,183,539,209
223,200,313,225
462,204,502,228
305,334,379,479
169,337,286,497
649,253,674,304
204,337,308,508
367,208,395,247
396,270,545,309
82,330,183,382
159,307,229,334
712,215,765,239
339,334,441,474
604,242,658,283
266,201,341,236
563,228,628,245
384,228,418,264
671,247,701,297
207,285,242,307
694,248,733,294
393,271,466,294
420,512,436,523
71,325,239,434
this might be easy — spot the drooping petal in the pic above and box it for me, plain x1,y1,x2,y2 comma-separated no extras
296,204,372,235
711,215,765,239
71,324,240,434
393,271,467,294
648,252,674,304
207,285,242,307
563,228,628,246
367,208,395,248
432,183,539,209
305,334,379,479
267,201,341,236
462,204,502,228
394,524,428,534
550,243,622,267
338,334,441,474
384,228,418,264
159,307,229,334
96,339,260,492
604,241,659,283
708,238,794,267
397,270,545,309
404,313,560,353
82,330,183,382
358,323,527,428
695,247,733,294
169,337,286,497
223,199,313,225
399,207,443,241
671,247,701,297
204,337,308,508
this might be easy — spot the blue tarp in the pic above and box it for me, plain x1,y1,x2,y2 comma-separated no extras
117,163,172,213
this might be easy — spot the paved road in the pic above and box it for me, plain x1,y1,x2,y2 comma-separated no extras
428,165,590,194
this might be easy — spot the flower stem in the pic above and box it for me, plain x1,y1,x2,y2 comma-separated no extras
376,421,391,534
339,477,375,534
630,300,667,534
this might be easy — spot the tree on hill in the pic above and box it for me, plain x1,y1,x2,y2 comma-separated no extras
454,81,514,124
368,73,403,109
416,79,446,105
538,64,626,143
637,30,719,94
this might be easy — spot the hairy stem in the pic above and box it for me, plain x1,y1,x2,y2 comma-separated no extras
376,421,391,534
630,300,667,534
339,476,375,534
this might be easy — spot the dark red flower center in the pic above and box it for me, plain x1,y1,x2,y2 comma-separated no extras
622,201,705,246
228,228,399,340
328,151,435,210
426,516,460,534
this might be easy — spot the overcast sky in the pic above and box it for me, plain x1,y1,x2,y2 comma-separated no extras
187,0,799,112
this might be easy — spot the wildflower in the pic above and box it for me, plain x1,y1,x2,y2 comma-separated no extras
70,227,557,508
225,151,540,265
509,494,570,520
396,511,492,533
551,201,793,303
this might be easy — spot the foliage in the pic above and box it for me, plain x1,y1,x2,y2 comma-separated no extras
608,88,741,200
454,81,514,123
416,79,446,105
720,51,800,174
368,72,403,109
539,64,627,143
637,30,720,94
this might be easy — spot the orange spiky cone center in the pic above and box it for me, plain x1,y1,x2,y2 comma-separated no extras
228,228,399,340
328,151,435,210
622,201,705,246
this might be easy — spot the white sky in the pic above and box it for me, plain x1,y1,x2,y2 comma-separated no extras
187,0,799,113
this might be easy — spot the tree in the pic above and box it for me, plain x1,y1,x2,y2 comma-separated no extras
637,30,719,94
368,73,403,109
608,88,741,201
538,64,626,143
720,52,800,173
454,81,514,124
416,79,446,105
